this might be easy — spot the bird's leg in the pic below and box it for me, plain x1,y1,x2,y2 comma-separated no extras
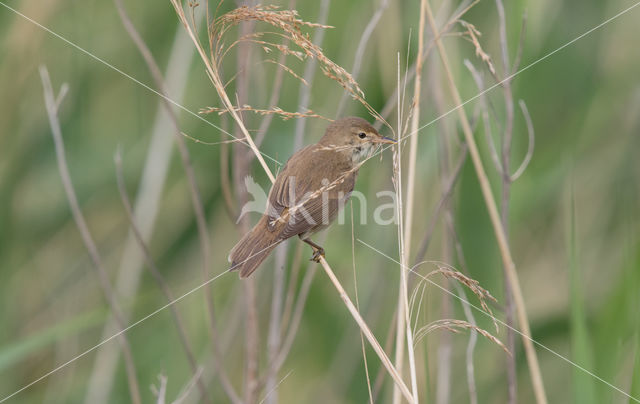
302,238,325,262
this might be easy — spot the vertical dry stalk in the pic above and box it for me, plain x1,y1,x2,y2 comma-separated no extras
392,52,407,404
393,1,428,403
408,0,427,399
39,66,142,404
423,2,548,403
318,257,414,403
494,2,529,401
434,61,454,404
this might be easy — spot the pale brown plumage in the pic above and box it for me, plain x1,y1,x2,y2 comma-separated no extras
228,117,395,277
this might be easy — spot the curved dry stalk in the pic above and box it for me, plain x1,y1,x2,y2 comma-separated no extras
512,12,528,74
409,280,428,337
423,1,548,402
335,0,390,116
495,2,519,397
39,66,142,404
511,100,535,181
464,60,504,175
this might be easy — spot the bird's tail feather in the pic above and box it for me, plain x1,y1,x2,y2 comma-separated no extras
228,217,280,278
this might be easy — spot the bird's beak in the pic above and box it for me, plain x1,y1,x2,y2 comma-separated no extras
373,136,397,144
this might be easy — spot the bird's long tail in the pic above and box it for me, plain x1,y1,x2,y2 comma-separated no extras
228,216,280,278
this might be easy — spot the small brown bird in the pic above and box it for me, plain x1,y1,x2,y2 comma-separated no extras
228,116,395,277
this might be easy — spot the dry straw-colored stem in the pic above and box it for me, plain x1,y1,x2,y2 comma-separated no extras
423,1,548,403
392,0,427,403
170,0,276,183
318,257,414,403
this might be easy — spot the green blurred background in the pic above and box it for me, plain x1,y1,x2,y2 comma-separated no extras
0,0,639,402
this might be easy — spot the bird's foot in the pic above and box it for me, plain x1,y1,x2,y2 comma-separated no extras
309,247,325,263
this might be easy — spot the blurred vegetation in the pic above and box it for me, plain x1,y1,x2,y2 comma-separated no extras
1,0,639,403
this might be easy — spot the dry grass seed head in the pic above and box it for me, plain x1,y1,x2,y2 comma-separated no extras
200,105,332,122
209,4,392,133
414,319,510,356
459,20,497,77
413,261,499,333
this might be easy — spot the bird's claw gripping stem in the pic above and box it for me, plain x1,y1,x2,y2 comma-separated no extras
310,247,325,263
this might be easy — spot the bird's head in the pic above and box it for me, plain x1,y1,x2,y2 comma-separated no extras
319,116,396,163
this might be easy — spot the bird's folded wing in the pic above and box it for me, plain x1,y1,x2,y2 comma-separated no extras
266,147,355,239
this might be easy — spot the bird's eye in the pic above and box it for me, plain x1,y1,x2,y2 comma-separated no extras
358,132,367,139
